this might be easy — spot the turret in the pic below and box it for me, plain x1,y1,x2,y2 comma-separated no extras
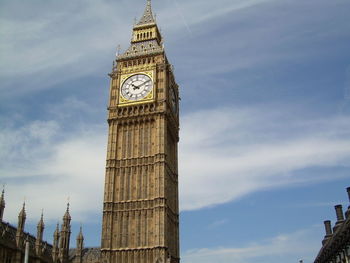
16,202,26,247
0,188,5,221
35,211,45,255
59,203,72,263
333,204,345,233
52,223,60,262
76,226,84,263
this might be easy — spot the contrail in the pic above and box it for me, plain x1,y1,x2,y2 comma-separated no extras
172,0,193,36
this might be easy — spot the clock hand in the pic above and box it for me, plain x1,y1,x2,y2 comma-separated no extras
137,79,151,90
131,84,140,90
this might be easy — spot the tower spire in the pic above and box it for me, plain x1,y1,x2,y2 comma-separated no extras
136,0,155,26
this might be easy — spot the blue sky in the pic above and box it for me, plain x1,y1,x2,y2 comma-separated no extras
1,0,350,262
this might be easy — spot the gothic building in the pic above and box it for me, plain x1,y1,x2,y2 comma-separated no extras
314,187,350,263
0,189,88,263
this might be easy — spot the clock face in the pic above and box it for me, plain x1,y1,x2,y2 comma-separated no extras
121,74,153,101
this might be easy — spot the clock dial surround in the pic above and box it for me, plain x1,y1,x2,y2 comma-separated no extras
120,73,153,102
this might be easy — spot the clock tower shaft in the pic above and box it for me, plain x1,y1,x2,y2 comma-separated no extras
101,1,180,263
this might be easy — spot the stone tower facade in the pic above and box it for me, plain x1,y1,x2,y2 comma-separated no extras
101,1,180,263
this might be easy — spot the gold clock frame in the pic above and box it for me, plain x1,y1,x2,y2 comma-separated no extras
118,70,155,107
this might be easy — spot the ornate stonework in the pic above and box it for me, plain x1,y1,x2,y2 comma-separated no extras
100,1,180,262
0,193,89,263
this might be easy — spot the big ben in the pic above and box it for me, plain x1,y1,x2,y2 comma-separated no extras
101,1,180,263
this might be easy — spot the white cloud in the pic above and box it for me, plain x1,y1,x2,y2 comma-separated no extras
179,107,350,211
0,120,106,223
1,102,350,223
0,0,283,97
0,96,106,223
0,0,133,97
182,227,321,263
162,0,271,28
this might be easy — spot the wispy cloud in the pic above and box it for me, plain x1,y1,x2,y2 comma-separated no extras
208,219,229,229
183,227,321,263
1,101,349,223
0,0,133,97
0,98,106,223
179,106,350,211
4,0,342,98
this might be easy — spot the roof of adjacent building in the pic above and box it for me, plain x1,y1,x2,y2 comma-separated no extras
314,203,350,263
69,247,101,262
0,220,53,258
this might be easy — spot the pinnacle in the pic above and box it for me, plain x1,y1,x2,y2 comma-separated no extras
19,202,26,218
38,210,45,227
64,202,71,220
77,225,84,240
0,187,4,206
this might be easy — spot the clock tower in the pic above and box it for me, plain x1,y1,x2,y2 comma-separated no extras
101,1,180,263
